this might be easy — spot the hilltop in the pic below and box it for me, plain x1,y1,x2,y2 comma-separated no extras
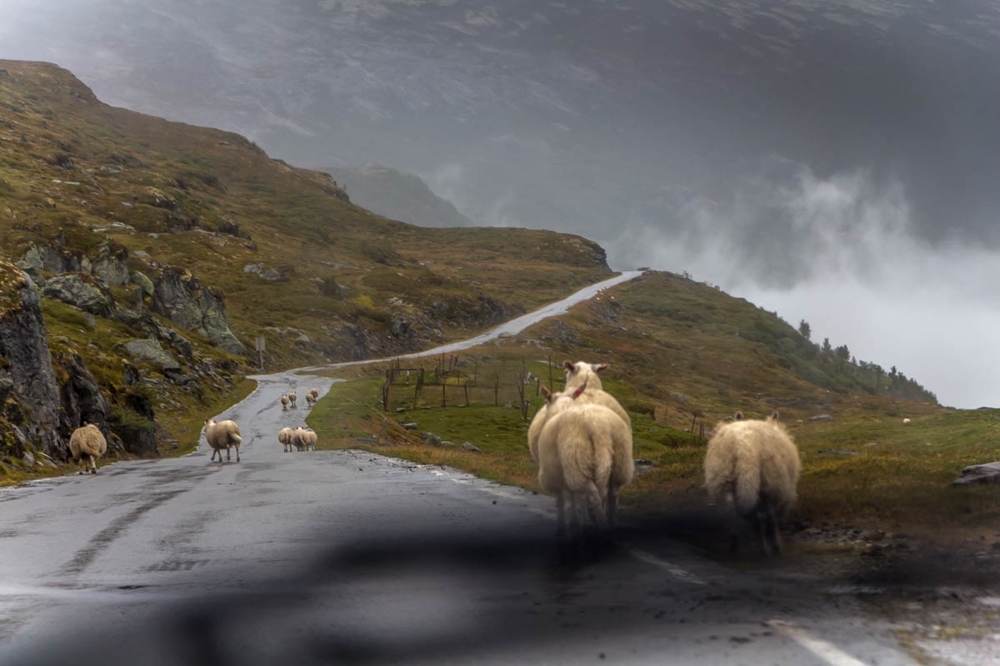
322,164,474,228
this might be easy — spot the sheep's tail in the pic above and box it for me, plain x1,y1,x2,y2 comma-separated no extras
733,452,761,516
230,433,243,446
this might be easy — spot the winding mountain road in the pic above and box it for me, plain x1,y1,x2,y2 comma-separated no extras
0,271,920,665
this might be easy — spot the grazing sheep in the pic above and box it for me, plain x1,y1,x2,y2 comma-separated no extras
205,418,243,463
535,384,634,537
902,418,911,425
69,423,107,474
278,427,294,453
562,360,632,430
288,390,298,409
280,394,289,411
704,410,801,555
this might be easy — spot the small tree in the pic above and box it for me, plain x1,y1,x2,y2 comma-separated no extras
798,319,811,340
822,337,832,354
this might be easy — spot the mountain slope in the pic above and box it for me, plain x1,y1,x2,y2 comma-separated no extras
322,164,474,228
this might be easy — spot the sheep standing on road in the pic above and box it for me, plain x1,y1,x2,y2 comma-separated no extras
305,388,318,408
535,383,633,538
704,411,801,555
292,426,317,452
280,394,289,411
69,423,107,474
278,427,294,452
205,418,243,463
288,390,298,409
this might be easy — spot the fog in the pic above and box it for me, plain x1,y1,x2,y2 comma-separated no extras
3,0,1000,407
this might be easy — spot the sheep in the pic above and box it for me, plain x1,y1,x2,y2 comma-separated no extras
291,426,316,452
308,388,319,402
305,391,317,408
288,390,298,409
278,427,294,453
205,418,243,463
704,410,801,556
69,423,107,474
535,383,634,537
902,418,911,425
280,394,289,411
562,360,632,430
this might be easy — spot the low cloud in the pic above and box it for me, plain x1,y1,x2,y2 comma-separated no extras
601,163,1000,408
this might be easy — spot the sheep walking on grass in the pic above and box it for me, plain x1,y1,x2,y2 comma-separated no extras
278,427,294,453
288,390,298,409
704,411,801,556
205,418,243,463
69,423,107,474
535,383,633,538
280,394,289,411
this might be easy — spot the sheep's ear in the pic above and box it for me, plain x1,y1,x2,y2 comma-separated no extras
540,386,552,399
769,410,780,422
563,360,576,372
594,363,608,373
572,382,587,399
734,411,745,421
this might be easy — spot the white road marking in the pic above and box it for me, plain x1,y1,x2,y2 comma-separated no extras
767,620,872,666
628,547,706,585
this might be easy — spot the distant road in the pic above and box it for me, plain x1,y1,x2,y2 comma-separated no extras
297,270,645,372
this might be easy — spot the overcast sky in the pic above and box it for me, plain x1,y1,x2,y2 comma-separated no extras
3,0,1000,407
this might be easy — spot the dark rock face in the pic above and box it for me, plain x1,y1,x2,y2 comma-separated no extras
427,295,518,329
91,241,130,286
151,266,245,354
54,351,109,437
18,243,90,277
0,263,63,457
952,462,1000,486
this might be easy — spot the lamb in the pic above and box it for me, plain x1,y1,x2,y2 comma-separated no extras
288,390,298,409
535,383,634,537
69,423,107,474
278,427,294,453
704,411,801,555
280,394,289,411
204,418,243,463
562,360,632,430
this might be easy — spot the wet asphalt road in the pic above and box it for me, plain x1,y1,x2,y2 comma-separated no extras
0,272,922,665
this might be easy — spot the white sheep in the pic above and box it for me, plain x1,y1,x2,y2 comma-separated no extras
704,411,801,555
292,426,316,452
288,390,298,409
902,418,911,425
562,360,632,430
69,423,107,474
535,384,634,537
205,418,243,463
278,427,294,452
280,394,289,411
305,390,317,408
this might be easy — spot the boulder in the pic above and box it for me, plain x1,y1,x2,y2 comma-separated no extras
41,274,116,316
131,270,154,298
121,338,182,372
952,462,1000,486
91,241,130,286
150,266,244,354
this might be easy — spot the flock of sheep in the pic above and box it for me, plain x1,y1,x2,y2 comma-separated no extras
532,360,802,555
204,387,321,461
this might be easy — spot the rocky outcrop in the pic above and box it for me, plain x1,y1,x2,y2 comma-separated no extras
121,338,181,371
0,262,62,457
952,462,1000,486
17,243,90,278
91,241,130,286
54,351,110,436
150,266,245,354
427,295,518,329
41,274,116,316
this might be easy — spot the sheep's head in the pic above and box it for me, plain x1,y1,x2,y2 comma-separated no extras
543,382,588,417
563,360,607,391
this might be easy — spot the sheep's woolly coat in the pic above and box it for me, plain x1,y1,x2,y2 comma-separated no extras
704,413,801,553
205,418,243,462
536,387,634,534
291,427,317,451
69,423,107,473
278,427,294,452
